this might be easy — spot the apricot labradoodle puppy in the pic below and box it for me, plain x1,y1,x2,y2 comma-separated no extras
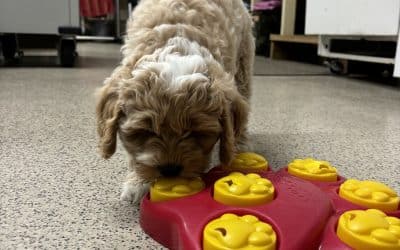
96,0,254,203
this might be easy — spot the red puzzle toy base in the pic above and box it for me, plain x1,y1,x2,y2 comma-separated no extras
141,166,373,250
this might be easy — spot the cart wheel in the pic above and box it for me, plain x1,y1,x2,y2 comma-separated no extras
58,38,76,67
329,59,349,75
1,34,17,61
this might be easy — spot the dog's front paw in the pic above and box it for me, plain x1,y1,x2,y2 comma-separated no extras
120,181,150,204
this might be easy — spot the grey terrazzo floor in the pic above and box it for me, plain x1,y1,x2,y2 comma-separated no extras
0,42,399,249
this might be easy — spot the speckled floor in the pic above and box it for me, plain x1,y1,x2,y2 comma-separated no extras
0,43,399,249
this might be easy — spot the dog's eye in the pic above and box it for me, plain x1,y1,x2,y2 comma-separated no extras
181,131,205,139
179,131,204,141
192,132,219,152
182,131,192,138
192,131,217,139
180,131,218,142
126,129,157,140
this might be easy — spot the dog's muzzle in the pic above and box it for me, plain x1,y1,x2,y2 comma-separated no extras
157,164,183,177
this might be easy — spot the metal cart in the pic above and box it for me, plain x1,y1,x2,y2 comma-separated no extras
0,0,81,67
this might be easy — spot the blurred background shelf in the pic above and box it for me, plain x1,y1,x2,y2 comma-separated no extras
252,0,400,77
305,0,400,77
269,34,318,61
252,0,319,63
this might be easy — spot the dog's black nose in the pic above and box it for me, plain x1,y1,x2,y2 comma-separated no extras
158,164,183,177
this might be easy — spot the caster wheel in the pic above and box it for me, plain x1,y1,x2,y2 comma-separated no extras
1,34,17,61
58,38,77,67
329,59,347,75
17,50,24,57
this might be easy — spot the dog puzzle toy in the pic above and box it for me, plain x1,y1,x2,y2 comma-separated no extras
139,153,400,250
336,209,400,250
287,158,338,182
339,179,400,212
223,152,269,173
213,172,275,206
203,213,277,250
150,176,205,202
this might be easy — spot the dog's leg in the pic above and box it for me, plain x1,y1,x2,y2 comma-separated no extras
120,171,150,204
234,29,255,152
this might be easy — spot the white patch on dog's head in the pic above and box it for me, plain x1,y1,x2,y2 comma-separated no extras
159,54,208,88
134,37,210,89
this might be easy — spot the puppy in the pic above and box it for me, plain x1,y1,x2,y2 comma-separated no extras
96,0,254,203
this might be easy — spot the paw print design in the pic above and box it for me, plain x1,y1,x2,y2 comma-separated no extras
287,158,338,182
140,153,399,250
213,172,275,206
203,213,277,250
150,177,205,202
339,179,400,212
225,152,269,172
337,209,400,250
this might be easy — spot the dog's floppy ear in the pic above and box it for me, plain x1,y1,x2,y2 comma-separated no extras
213,75,250,166
219,101,236,165
219,92,249,165
96,82,122,159
230,92,249,141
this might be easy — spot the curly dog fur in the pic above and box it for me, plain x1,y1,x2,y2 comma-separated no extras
96,0,254,203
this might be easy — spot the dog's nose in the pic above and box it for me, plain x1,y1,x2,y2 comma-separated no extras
157,164,183,177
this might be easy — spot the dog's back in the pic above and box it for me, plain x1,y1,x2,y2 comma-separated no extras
122,0,253,78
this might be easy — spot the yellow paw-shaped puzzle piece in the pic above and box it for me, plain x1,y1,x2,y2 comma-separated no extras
203,213,277,250
339,179,399,212
337,209,400,250
213,172,275,206
225,152,268,172
287,158,338,182
150,177,205,202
